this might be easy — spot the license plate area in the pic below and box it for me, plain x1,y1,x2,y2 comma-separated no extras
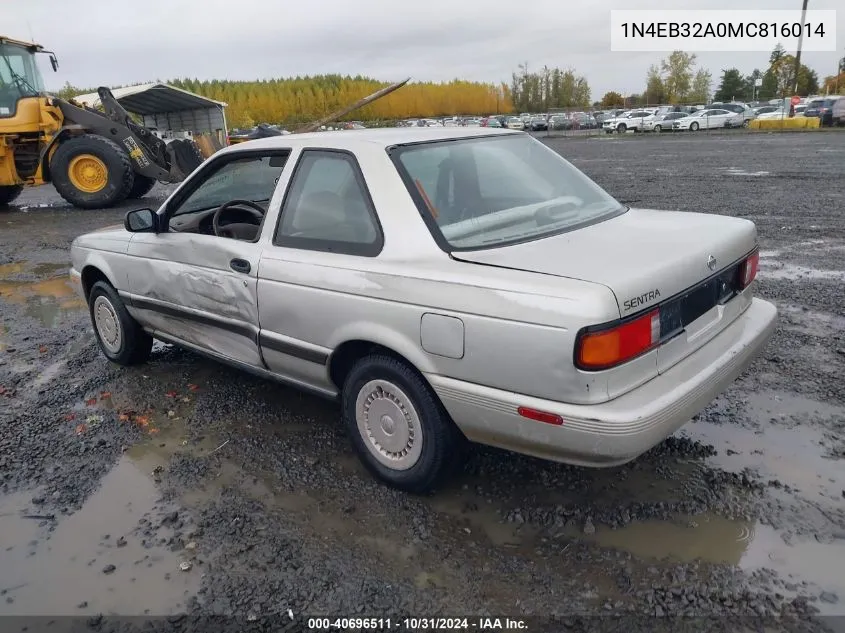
659,263,741,343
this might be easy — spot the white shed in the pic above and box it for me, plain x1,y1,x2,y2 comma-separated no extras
72,83,228,145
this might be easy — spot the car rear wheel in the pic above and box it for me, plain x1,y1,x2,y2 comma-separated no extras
654,125,662,133
342,353,463,493
88,281,152,366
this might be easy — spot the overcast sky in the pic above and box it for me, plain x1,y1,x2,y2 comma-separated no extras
4,0,843,100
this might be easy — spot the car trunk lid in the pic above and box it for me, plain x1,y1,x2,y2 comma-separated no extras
453,208,757,375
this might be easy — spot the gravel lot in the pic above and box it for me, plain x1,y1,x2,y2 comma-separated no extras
1,133,844,633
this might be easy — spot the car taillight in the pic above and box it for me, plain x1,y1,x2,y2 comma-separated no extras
738,248,759,289
576,309,660,371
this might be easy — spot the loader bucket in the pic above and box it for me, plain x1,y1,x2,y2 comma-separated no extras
165,139,205,182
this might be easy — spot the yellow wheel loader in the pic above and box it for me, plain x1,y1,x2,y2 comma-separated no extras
1,36,204,209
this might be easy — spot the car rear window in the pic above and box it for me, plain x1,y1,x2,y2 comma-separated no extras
390,134,625,251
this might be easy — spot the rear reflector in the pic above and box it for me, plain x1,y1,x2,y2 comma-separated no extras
518,406,564,426
576,310,660,371
738,249,759,289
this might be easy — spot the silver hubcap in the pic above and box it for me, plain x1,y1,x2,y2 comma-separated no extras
93,295,122,353
355,379,422,471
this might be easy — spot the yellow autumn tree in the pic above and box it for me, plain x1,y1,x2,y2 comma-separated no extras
169,76,513,128
53,75,515,129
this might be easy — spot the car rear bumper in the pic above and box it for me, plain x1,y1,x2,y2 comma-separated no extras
427,297,777,467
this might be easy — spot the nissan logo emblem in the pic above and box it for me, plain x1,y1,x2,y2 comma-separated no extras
707,255,717,271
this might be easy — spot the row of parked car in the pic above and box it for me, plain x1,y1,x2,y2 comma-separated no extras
236,95,844,141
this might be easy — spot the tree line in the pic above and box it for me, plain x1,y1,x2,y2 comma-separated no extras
599,46,843,109
52,47,843,130
56,76,513,129
509,64,592,112
711,45,821,103
600,52,712,107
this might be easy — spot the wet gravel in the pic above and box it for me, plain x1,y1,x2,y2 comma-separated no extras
1,132,844,632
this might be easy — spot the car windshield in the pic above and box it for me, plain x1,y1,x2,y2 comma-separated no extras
392,135,624,251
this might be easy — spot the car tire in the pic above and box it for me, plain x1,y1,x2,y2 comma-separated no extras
88,280,152,366
617,123,627,133
50,135,135,209
654,125,662,133
342,353,463,493
690,122,700,131
0,184,23,208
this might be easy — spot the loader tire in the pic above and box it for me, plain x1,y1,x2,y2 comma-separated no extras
127,174,157,199
51,135,134,210
0,185,23,208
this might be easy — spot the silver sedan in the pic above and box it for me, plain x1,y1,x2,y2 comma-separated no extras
70,128,777,492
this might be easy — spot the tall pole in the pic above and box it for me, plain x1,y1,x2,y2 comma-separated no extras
793,0,809,94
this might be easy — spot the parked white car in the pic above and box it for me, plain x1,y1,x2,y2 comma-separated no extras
506,116,525,130
673,109,743,130
642,112,689,132
756,106,806,120
711,102,755,126
69,127,776,492
602,109,657,133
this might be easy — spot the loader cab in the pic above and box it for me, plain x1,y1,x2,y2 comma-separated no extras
0,38,49,118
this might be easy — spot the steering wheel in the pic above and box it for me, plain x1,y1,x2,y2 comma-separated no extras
212,199,265,239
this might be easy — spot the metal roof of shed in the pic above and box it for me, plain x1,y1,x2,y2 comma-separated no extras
72,83,226,115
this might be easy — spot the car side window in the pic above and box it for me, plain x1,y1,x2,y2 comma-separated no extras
171,153,289,218
274,150,383,257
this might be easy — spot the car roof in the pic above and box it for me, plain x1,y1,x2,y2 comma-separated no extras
219,126,519,153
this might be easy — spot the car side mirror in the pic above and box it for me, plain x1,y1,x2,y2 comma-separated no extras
124,208,158,233
49,54,59,72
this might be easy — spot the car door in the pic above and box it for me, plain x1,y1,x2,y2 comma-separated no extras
256,149,385,394
712,109,730,127
125,148,291,367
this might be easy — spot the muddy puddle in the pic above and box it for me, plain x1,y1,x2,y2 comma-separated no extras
0,457,199,616
758,260,845,282
771,302,845,338
0,260,85,328
590,517,845,613
425,475,845,613
687,391,845,500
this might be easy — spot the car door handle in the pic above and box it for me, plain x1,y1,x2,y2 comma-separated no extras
230,258,251,274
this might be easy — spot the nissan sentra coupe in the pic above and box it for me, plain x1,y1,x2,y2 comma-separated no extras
69,127,777,492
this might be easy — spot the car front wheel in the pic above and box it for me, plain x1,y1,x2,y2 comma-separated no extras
617,123,627,133
88,281,152,365
342,353,462,493
654,125,662,133
690,122,700,131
